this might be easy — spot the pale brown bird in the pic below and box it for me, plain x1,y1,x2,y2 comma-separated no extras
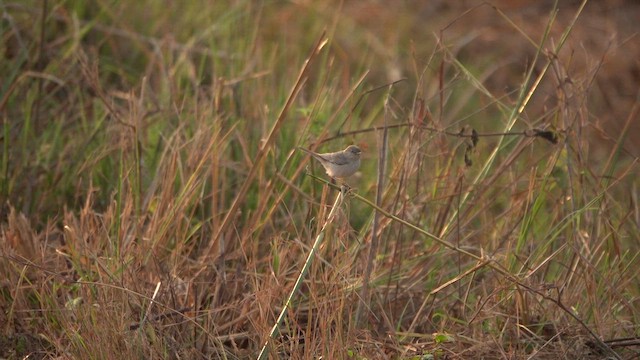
298,145,362,179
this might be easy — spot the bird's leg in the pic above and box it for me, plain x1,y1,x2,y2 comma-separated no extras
338,180,355,197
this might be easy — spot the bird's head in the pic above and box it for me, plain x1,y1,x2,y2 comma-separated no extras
345,145,362,158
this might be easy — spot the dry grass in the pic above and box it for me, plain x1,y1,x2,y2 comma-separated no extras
1,1,639,359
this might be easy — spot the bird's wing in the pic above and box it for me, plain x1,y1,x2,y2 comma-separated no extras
323,152,350,165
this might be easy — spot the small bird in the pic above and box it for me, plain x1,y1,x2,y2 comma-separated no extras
298,145,362,179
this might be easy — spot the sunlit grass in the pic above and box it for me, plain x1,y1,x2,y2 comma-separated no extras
1,1,639,359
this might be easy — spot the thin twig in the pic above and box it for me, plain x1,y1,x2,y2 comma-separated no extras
257,188,345,360
321,122,560,145
355,83,392,326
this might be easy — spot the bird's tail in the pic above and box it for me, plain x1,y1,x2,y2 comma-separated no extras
297,147,317,159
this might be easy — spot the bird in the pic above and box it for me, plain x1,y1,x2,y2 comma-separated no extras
298,145,362,179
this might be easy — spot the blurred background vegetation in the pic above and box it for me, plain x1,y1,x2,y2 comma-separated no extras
1,1,639,358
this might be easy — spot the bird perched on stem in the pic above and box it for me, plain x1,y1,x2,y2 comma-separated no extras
298,145,362,180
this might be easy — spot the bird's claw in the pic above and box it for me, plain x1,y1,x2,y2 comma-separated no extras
340,184,356,197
